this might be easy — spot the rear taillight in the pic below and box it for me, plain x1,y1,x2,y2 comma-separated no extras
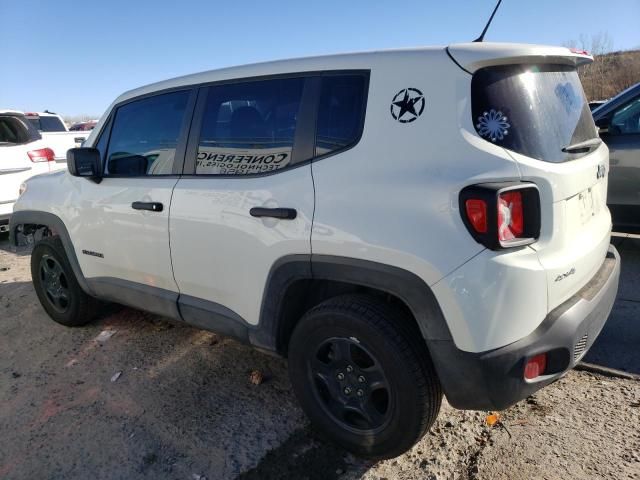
524,353,547,380
27,148,55,163
460,183,540,250
497,191,524,241
569,47,590,56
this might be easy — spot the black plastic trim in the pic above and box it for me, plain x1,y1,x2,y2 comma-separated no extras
432,245,620,410
87,277,181,319
9,211,93,295
178,295,250,343
253,255,313,352
459,182,541,250
256,254,453,356
132,201,164,212
249,207,297,219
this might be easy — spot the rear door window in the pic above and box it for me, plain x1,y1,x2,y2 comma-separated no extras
195,77,304,175
28,116,67,132
472,64,598,162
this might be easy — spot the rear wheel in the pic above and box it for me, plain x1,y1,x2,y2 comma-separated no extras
288,294,442,458
31,236,98,327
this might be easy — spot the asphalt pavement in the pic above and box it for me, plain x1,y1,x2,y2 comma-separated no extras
585,233,640,375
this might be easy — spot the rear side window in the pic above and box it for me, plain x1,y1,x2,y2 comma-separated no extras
28,116,67,132
472,64,598,163
105,90,190,176
196,78,304,175
0,115,40,145
316,75,366,157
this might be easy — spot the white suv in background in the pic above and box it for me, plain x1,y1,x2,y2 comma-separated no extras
10,43,620,458
0,111,62,232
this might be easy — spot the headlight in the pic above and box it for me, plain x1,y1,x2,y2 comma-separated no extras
18,183,27,196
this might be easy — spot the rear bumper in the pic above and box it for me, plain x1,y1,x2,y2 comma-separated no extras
429,244,620,410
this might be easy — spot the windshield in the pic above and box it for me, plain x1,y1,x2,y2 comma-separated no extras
472,64,598,163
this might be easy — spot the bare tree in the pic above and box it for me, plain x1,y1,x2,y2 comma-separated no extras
565,32,640,100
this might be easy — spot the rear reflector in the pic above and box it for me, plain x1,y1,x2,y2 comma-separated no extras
498,191,524,241
27,148,55,163
524,353,547,380
465,199,488,233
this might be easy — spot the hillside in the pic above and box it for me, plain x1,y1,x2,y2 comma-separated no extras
578,49,640,101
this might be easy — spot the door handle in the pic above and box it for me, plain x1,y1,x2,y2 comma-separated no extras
249,207,297,220
132,201,164,212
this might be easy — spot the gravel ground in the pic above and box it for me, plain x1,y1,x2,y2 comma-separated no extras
1,233,639,480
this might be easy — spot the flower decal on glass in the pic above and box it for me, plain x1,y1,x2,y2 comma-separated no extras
476,109,510,142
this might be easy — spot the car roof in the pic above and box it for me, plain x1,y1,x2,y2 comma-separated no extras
0,109,25,115
86,42,591,146
112,42,590,106
113,46,443,104
592,81,640,118
24,111,60,117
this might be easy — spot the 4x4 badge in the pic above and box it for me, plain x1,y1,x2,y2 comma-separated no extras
390,88,425,123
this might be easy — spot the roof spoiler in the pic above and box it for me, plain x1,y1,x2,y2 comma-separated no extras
447,42,593,74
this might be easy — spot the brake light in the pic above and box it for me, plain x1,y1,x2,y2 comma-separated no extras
459,183,541,250
498,191,524,241
465,199,488,233
27,148,55,162
524,353,547,380
569,48,589,56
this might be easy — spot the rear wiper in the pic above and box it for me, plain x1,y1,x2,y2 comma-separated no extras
562,138,602,153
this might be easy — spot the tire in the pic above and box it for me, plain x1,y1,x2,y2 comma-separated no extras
31,236,99,327
288,294,442,459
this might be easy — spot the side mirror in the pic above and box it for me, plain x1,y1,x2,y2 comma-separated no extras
595,116,610,134
67,147,102,183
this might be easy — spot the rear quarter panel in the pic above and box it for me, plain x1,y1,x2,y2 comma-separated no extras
311,49,521,291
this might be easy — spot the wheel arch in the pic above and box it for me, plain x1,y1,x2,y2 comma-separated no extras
9,210,93,295
252,255,454,356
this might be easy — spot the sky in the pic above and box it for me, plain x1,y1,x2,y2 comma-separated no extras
2,0,639,117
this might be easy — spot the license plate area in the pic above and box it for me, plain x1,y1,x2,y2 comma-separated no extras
572,187,600,226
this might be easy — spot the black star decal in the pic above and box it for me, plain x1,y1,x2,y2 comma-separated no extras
390,88,425,123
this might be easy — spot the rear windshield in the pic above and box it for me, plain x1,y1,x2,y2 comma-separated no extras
472,64,598,163
28,115,66,132
0,115,41,145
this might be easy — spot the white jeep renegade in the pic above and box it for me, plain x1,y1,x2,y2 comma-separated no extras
10,42,620,458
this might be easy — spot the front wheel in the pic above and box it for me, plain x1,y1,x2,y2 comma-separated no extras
288,294,442,459
31,236,98,327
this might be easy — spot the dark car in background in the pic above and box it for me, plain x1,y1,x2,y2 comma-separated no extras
593,82,640,231
589,100,608,111
69,121,97,131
